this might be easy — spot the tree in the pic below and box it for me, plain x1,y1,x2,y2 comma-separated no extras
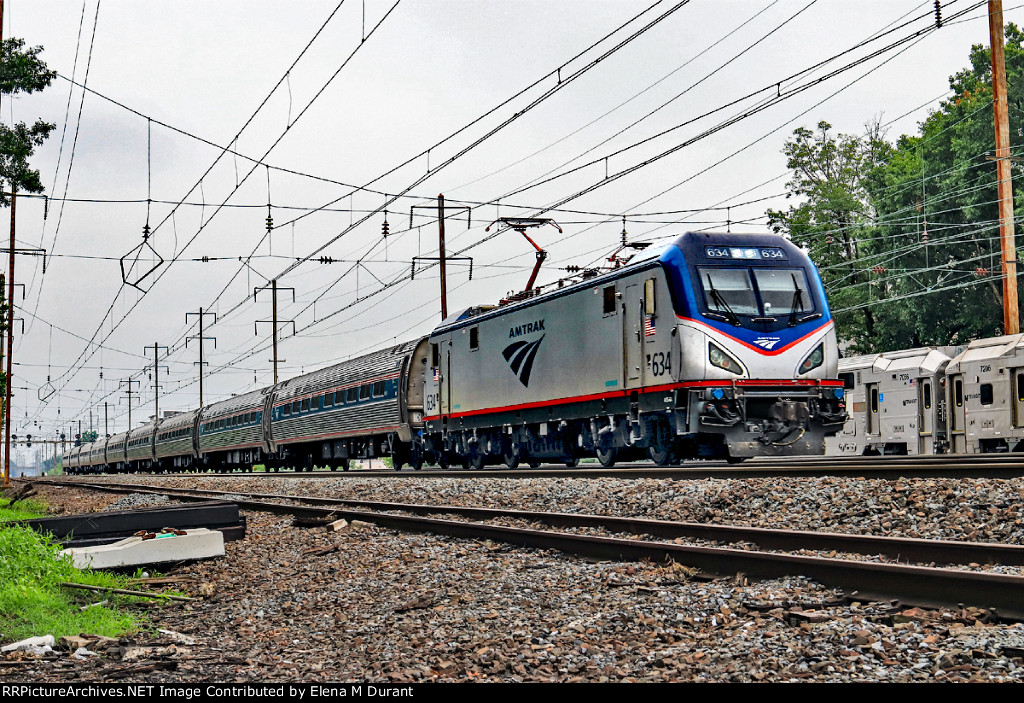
770,24,1024,352
0,38,55,206
0,37,55,472
767,120,892,352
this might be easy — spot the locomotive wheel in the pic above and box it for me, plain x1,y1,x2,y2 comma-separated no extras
438,454,450,471
647,444,673,467
469,452,486,470
596,446,617,468
564,455,579,468
503,452,520,470
411,453,423,471
528,459,542,469
340,458,350,471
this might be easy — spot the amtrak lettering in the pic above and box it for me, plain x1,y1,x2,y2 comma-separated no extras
509,319,545,338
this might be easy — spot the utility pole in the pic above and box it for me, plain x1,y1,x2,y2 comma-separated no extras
438,195,448,320
144,342,169,421
255,280,294,385
990,0,1019,334
119,379,139,429
104,401,109,436
3,185,13,488
186,308,216,407
409,195,472,321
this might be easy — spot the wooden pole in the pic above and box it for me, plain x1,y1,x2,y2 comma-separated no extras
990,0,1019,334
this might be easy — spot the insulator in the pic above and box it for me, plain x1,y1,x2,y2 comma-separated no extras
266,215,274,231
934,0,941,28
382,220,390,237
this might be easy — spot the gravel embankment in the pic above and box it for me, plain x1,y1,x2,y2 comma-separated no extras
4,475,1024,682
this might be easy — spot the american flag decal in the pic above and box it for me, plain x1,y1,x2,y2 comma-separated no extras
644,315,655,337
432,367,439,382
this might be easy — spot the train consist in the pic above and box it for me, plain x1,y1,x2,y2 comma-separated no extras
826,334,1024,456
66,231,847,474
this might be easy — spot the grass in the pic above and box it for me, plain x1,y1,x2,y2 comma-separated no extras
0,497,47,523
0,499,143,644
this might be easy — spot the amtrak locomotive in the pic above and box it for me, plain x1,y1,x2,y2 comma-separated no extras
66,232,846,474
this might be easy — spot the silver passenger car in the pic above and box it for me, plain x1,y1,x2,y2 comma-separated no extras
197,388,269,471
268,338,430,470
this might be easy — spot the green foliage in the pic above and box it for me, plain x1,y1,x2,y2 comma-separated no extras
0,38,55,207
0,496,46,522
0,524,139,642
770,25,1024,351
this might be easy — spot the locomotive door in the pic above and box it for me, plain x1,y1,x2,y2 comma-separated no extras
1013,370,1024,428
918,379,933,454
440,347,451,421
865,383,880,435
622,284,644,388
949,374,967,452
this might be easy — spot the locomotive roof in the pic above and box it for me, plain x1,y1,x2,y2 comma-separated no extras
432,231,811,335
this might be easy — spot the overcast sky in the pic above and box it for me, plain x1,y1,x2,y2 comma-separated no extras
3,0,1021,460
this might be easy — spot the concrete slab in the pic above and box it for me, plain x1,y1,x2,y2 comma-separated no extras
60,528,225,569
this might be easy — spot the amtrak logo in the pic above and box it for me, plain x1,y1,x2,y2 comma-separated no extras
502,335,545,387
753,337,781,350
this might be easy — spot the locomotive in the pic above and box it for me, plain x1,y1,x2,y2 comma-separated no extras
66,231,847,474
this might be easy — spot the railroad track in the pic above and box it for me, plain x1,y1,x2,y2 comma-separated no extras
57,451,1024,480
36,477,1024,621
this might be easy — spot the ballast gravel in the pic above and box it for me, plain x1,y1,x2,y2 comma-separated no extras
7,473,1024,683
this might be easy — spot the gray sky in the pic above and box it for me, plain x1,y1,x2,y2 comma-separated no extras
3,0,1020,458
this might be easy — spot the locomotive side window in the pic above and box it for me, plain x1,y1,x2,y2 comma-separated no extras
839,372,855,390
980,383,994,406
644,278,656,315
470,326,479,351
603,287,616,315
431,343,440,368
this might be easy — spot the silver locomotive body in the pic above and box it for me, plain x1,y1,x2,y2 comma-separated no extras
423,232,846,466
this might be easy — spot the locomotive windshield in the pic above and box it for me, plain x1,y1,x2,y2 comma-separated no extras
698,266,813,320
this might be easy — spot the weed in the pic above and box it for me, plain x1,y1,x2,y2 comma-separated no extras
0,525,140,643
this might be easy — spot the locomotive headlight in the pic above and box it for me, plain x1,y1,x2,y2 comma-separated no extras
798,343,825,374
709,342,743,375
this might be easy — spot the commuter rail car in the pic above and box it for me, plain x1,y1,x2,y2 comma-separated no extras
422,231,846,467
826,347,955,456
944,334,1024,454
